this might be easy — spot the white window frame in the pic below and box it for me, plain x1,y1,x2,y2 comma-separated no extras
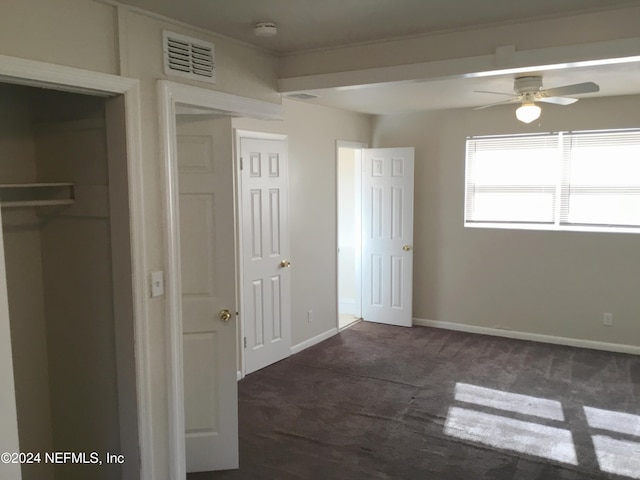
465,129,640,234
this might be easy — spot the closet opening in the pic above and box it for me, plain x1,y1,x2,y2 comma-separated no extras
0,82,138,480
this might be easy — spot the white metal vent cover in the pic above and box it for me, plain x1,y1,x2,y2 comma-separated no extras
163,31,215,84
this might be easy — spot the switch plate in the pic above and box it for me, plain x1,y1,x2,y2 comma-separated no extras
150,271,164,297
307,310,313,323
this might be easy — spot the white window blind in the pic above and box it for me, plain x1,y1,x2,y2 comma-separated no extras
465,129,640,232
561,130,640,228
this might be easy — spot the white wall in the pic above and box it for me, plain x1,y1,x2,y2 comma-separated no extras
0,0,118,74
372,94,640,348
234,99,371,345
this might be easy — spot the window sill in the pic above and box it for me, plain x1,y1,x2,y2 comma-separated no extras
464,222,640,235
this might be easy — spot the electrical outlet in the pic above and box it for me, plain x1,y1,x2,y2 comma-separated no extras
603,312,613,326
307,310,313,323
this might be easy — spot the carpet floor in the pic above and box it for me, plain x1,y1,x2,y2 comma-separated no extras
189,322,640,480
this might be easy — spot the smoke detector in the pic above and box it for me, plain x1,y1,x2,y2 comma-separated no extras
254,22,277,37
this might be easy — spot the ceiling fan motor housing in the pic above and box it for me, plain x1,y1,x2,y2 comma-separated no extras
514,76,543,94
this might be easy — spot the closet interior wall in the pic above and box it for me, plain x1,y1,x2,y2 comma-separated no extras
0,83,122,480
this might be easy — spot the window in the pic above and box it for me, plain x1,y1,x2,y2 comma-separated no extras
465,129,640,233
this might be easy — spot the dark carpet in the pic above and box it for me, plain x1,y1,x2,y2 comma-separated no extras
189,322,640,480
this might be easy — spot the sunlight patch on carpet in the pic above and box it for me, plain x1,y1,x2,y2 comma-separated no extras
585,406,640,479
454,382,565,421
444,383,640,478
444,406,578,465
591,435,640,479
584,406,640,437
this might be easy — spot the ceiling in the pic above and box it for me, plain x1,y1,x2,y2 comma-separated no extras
289,61,640,115
116,0,638,55
117,0,640,115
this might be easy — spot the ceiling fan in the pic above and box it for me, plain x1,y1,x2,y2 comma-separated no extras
474,76,600,123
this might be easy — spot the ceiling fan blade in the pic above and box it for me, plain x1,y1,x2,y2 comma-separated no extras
473,98,518,110
474,90,515,97
542,82,600,97
537,96,578,106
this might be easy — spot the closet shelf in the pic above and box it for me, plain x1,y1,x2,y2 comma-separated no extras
0,183,75,208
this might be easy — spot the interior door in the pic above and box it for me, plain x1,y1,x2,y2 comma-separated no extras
361,147,415,327
0,208,22,480
238,134,291,375
177,115,238,472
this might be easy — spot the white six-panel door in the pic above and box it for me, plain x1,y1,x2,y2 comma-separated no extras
361,147,415,327
177,116,238,472
238,134,291,375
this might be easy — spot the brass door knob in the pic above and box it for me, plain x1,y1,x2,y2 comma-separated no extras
403,245,412,251
219,309,232,322
280,260,291,268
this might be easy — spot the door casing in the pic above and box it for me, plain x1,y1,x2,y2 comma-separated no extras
335,143,415,330
158,81,284,479
336,141,367,328
0,54,149,480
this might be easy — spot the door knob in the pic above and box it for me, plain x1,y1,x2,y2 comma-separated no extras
219,309,232,322
403,245,412,251
280,260,291,268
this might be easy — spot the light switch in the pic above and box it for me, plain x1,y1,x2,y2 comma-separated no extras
150,271,164,297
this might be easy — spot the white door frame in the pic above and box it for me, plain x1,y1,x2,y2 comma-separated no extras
157,81,284,479
235,129,289,379
0,206,20,480
0,55,151,479
335,140,367,330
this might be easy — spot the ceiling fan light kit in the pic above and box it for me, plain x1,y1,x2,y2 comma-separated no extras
474,75,600,124
516,103,542,124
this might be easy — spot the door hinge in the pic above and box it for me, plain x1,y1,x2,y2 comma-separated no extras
240,157,243,170
244,337,247,349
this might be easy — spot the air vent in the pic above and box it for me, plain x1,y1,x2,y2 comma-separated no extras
286,93,319,100
163,31,215,84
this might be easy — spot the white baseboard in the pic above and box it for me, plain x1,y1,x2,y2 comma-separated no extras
237,370,243,381
413,318,640,356
291,327,339,355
